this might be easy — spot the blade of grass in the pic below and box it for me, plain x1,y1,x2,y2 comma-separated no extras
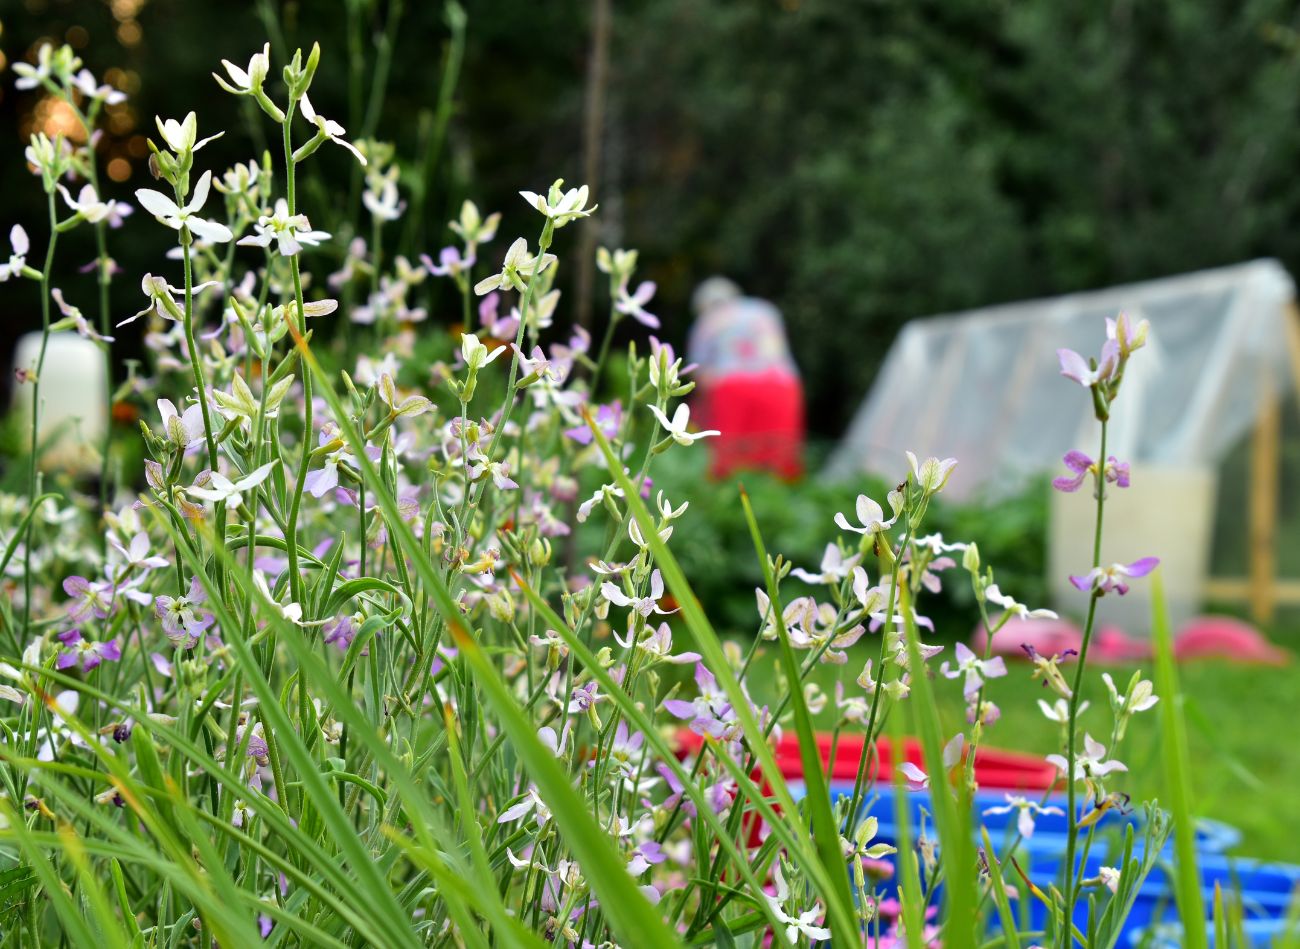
981,827,1020,949
899,582,976,949
1150,570,1207,949
887,663,927,949
738,488,856,933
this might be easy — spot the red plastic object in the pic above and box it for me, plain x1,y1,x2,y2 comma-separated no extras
693,371,804,480
1174,615,1291,665
675,730,1057,791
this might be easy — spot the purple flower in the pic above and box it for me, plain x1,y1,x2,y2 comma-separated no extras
109,532,170,576
1052,450,1094,493
55,629,122,672
1057,339,1119,388
627,840,666,876
237,723,270,766
939,642,1007,700
153,576,215,649
615,280,659,328
62,575,114,623
662,663,746,743
1052,451,1131,493
323,614,361,652
568,681,603,715
564,402,622,445
653,762,733,817
420,245,475,278
1069,557,1159,596
478,292,519,341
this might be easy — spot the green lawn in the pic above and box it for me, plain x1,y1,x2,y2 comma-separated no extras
739,646,1300,863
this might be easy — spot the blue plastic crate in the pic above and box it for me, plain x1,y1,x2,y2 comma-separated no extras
785,780,1292,944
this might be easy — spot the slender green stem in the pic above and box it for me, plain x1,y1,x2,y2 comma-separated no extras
1061,419,1108,944
281,104,314,609
180,235,219,470
21,190,59,637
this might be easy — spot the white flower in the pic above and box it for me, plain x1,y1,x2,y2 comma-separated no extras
214,43,271,95
136,171,233,243
51,288,114,343
299,93,366,165
155,112,223,154
1046,734,1128,786
13,44,54,91
907,451,958,494
519,180,597,228
157,398,205,453
983,794,1065,839
450,200,500,246
834,491,903,536
250,570,324,626
0,226,30,282
70,69,126,104
1037,697,1087,723
851,566,887,614
185,460,279,507
473,237,556,296
600,569,676,618
764,863,832,945
362,170,404,221
899,733,965,790
237,198,330,256
377,373,432,418
790,542,860,585
58,183,132,227
1098,866,1121,894
118,273,220,326
984,583,1058,620
461,332,506,372
497,786,551,828
647,403,720,446
1102,672,1158,715
939,641,1007,699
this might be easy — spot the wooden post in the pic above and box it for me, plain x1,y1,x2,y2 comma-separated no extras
1248,366,1280,624
1285,301,1300,414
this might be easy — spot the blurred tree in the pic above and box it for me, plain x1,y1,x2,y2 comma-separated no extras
5,0,1300,437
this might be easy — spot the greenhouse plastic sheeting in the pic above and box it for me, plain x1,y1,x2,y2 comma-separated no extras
826,260,1297,500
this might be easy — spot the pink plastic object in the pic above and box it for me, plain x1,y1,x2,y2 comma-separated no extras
972,616,1082,657
1174,615,1291,665
1089,625,1153,663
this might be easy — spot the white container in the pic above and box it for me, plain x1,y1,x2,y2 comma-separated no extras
1048,464,1217,634
12,331,107,475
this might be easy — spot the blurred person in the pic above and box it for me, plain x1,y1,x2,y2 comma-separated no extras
687,277,804,479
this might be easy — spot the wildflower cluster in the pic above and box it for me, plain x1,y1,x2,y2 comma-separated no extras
0,37,1172,949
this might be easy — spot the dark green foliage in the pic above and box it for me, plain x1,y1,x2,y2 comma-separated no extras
6,0,1300,435
650,448,1048,639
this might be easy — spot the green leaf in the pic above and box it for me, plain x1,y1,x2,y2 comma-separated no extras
899,581,976,948
1151,570,1207,949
